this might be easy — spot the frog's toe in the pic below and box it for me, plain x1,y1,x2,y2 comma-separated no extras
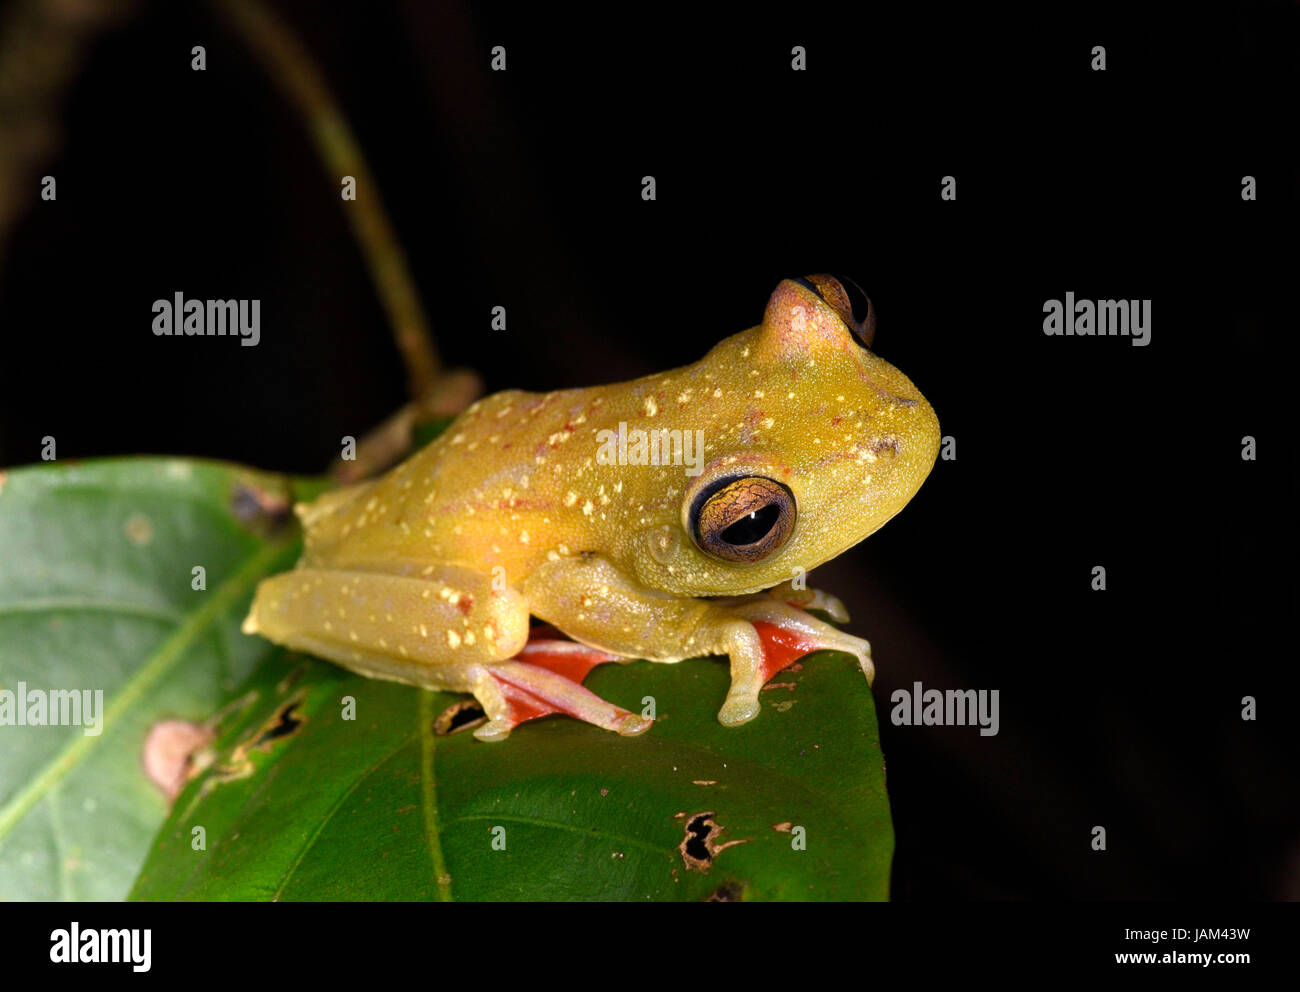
777,586,851,623
717,694,761,727
615,712,654,736
805,589,851,623
472,718,515,743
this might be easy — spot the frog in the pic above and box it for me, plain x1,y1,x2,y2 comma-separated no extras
242,275,940,741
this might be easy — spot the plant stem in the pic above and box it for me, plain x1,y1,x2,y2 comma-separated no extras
214,0,441,400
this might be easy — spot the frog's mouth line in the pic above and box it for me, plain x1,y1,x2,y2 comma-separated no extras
799,435,902,476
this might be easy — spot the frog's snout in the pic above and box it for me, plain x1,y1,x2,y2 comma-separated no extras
859,394,940,498
903,396,943,483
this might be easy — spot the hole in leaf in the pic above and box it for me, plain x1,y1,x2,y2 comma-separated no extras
684,815,712,862
435,700,487,735
679,811,748,873
253,700,303,750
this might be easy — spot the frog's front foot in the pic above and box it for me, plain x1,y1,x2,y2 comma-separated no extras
708,597,873,729
774,585,851,623
470,634,652,742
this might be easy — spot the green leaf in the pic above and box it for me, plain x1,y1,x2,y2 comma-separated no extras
410,414,456,453
0,459,323,900
130,647,892,901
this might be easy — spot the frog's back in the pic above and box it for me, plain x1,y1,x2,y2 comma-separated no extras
295,331,770,578
297,385,610,575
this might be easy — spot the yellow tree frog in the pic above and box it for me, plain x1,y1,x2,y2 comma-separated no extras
243,275,940,741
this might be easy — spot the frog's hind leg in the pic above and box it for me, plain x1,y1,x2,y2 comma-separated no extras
244,565,651,742
471,634,652,742
242,564,530,688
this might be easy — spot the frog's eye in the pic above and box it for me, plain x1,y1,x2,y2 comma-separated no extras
690,476,796,563
796,274,876,349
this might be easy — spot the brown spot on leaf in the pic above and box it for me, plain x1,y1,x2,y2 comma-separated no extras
124,514,154,546
705,880,744,902
275,664,308,694
773,821,793,833
679,812,747,873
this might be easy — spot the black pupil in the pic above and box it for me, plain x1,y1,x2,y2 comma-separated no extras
720,503,780,545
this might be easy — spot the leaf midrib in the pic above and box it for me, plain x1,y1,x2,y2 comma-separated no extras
0,598,184,624
194,693,455,902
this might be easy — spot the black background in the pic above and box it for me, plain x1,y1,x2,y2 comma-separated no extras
0,2,1295,900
